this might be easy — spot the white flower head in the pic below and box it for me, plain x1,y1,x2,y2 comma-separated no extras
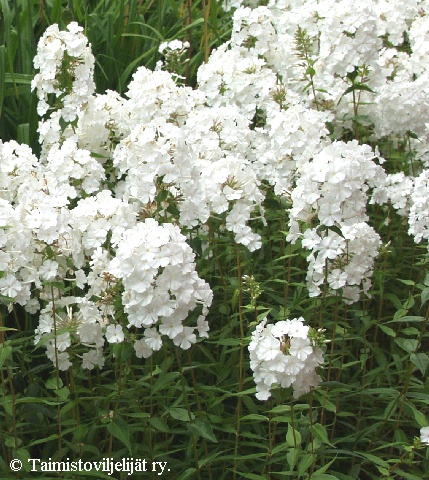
249,317,324,400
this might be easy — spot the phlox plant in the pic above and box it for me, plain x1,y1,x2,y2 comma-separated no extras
1,1,429,479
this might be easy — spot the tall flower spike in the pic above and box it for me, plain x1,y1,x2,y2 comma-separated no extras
32,22,95,153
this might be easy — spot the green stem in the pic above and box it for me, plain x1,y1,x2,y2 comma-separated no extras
175,349,201,479
234,245,245,480
51,286,62,464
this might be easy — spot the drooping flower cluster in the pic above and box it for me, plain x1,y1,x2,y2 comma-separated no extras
248,317,325,400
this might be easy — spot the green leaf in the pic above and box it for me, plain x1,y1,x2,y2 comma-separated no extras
286,447,301,470
286,423,301,447
394,469,427,480
385,293,403,310
388,316,424,324
421,287,429,307
0,344,12,368
360,452,389,468
27,434,59,447
12,448,31,473
152,371,179,393
378,324,396,337
149,416,170,433
17,123,30,146
241,414,268,422
392,309,408,320
311,475,340,480
5,435,21,447
394,338,418,353
56,387,70,401
401,327,420,336
311,456,338,476
238,474,268,480
305,66,316,76
107,417,133,455
167,407,194,422
298,453,316,476
270,405,291,414
410,352,429,375
411,406,427,427
187,418,218,443
177,468,197,480
310,423,333,446
45,377,63,390
0,45,5,117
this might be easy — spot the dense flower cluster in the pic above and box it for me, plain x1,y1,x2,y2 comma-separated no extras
108,219,213,357
218,0,429,141
249,317,325,400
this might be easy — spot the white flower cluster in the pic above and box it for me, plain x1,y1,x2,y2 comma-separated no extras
4,21,273,371
31,22,95,153
248,317,324,400
10,0,429,375
286,141,385,301
372,171,429,247
108,219,212,358
408,170,429,244
372,172,415,219
18,183,213,369
78,67,265,250
218,0,429,140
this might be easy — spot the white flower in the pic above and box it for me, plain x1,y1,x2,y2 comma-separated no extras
39,259,59,281
172,326,197,350
56,332,71,352
0,274,21,299
144,328,162,351
289,337,313,361
105,324,124,343
196,316,210,338
159,316,184,339
327,269,348,290
420,426,429,445
134,339,153,359
82,349,105,370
